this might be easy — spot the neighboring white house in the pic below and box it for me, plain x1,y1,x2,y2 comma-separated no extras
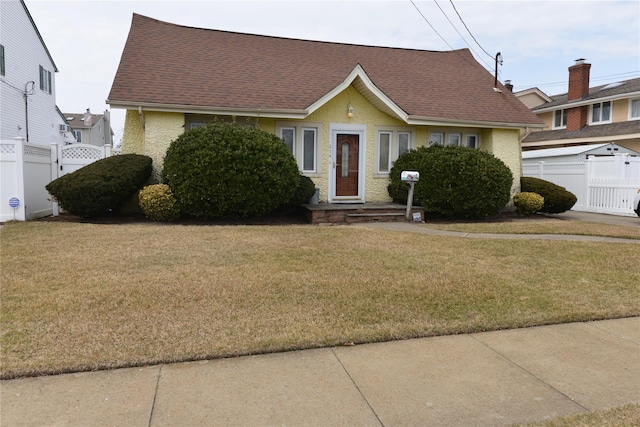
0,0,72,146
63,108,114,146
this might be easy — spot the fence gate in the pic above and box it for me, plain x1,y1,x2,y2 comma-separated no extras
523,154,640,216
57,143,112,177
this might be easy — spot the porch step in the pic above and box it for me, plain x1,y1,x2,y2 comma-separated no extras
302,203,424,225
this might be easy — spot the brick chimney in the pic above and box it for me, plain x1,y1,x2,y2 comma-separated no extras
504,80,513,92
566,59,591,131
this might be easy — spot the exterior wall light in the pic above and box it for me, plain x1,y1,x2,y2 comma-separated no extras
347,104,354,118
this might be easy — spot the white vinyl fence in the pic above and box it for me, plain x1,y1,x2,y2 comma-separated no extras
0,138,112,221
523,154,640,217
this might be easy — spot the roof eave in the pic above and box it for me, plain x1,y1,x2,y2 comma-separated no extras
106,100,310,119
407,115,546,130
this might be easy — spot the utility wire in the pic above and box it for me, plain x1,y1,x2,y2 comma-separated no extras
449,0,494,59
409,0,494,74
515,70,640,90
409,0,456,51
431,0,493,70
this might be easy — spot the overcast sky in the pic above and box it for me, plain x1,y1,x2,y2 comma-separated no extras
24,0,640,145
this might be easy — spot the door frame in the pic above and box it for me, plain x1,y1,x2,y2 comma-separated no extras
328,123,366,203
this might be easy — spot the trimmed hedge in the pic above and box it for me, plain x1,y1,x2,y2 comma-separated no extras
513,192,544,215
46,154,152,217
388,145,513,218
520,177,577,214
162,122,300,218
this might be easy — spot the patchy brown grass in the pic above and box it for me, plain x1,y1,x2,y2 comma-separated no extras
511,402,640,427
423,216,640,240
1,221,638,378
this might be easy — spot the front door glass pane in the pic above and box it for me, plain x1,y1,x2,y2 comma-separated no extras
341,142,349,178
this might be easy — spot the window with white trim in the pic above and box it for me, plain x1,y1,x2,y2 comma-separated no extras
590,101,611,124
448,133,461,147
376,129,414,173
74,130,82,143
378,132,391,173
39,65,52,94
465,134,478,148
630,98,640,120
302,128,316,172
281,127,295,155
276,122,320,174
553,109,567,129
429,132,444,146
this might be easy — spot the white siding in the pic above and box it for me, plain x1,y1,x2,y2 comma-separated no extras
0,0,61,145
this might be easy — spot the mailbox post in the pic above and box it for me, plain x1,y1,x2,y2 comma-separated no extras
401,171,419,221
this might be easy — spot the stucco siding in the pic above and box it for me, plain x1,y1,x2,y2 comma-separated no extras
481,128,522,200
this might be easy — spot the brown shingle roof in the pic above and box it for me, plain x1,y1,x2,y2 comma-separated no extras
108,14,542,127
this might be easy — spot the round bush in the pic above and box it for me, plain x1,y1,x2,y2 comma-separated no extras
277,175,317,214
46,154,152,217
162,122,300,218
388,145,513,218
521,177,577,214
139,184,181,221
513,192,544,215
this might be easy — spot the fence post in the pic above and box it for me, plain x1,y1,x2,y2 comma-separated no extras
13,137,27,221
538,161,544,179
585,156,592,210
50,143,60,216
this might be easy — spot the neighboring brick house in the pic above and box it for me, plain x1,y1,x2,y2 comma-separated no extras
63,108,114,147
518,60,640,152
108,14,543,204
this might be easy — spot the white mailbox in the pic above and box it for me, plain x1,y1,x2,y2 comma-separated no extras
401,171,420,182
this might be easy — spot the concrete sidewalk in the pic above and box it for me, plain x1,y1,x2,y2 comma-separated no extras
2,317,638,426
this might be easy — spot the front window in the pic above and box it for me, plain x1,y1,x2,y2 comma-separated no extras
378,132,392,173
398,132,411,157
281,127,295,155
591,101,611,124
302,128,316,172
376,129,414,174
465,134,478,148
448,133,461,147
429,132,444,146
630,98,640,120
74,130,82,143
276,122,320,174
553,109,567,129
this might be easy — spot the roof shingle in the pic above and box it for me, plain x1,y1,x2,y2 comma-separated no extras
108,14,542,126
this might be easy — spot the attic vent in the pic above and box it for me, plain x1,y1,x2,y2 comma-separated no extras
600,82,624,90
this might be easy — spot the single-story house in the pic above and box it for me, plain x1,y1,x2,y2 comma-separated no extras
107,14,543,204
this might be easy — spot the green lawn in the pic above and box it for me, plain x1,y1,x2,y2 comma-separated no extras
1,220,638,379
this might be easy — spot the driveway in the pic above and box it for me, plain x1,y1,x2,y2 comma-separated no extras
551,211,639,227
